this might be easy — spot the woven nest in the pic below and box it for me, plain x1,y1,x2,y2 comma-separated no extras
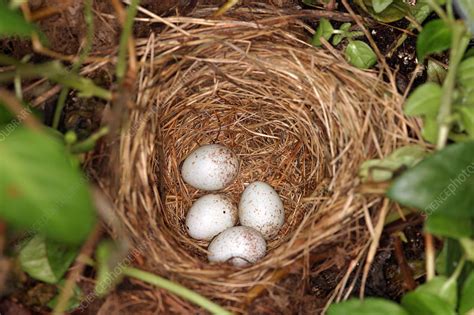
94,6,420,312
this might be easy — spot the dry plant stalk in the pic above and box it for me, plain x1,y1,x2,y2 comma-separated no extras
90,5,421,312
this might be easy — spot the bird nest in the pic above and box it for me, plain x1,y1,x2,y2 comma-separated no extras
93,6,419,312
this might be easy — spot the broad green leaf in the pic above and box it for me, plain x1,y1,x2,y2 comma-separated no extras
458,106,474,138
0,127,97,244
328,298,409,315
427,60,447,84
458,57,474,89
426,213,474,238
387,141,474,219
345,40,377,69
0,3,36,38
372,0,393,13
459,271,474,314
401,291,456,315
415,276,457,307
417,19,453,62
311,18,334,47
409,1,432,24
94,240,126,297
404,82,442,117
19,235,78,284
47,281,82,311
0,101,14,125
421,117,439,143
354,0,406,22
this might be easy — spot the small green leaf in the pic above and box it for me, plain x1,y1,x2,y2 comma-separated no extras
328,298,409,315
359,145,427,182
0,3,36,38
460,238,474,261
311,18,334,47
332,23,351,46
458,57,474,89
354,0,406,22
372,0,394,13
426,213,474,238
459,271,474,314
345,40,377,69
427,60,447,84
401,291,456,315
19,235,78,284
457,106,474,137
387,141,474,219
415,276,457,307
417,19,453,62
421,117,439,143
0,127,97,244
404,82,442,117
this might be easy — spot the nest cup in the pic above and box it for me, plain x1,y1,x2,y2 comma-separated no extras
98,6,418,310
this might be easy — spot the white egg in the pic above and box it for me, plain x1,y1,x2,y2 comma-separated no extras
239,181,284,240
186,194,238,240
208,226,266,266
181,144,239,191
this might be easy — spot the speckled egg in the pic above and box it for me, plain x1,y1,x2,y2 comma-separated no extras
185,194,238,240
239,181,284,240
207,226,266,266
181,144,239,191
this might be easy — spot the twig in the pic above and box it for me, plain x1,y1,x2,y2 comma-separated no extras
360,198,390,298
116,0,140,83
52,224,102,315
393,234,417,290
425,233,435,281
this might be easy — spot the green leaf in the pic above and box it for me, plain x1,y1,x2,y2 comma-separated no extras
415,276,457,307
459,271,474,314
460,238,474,261
19,235,78,284
417,19,453,62
332,23,351,46
311,18,334,47
328,298,409,315
401,291,456,315
94,240,127,297
404,82,442,117
359,145,427,182
354,0,406,22
458,57,474,89
345,40,377,69
426,213,474,238
427,60,447,84
0,127,96,244
457,106,474,138
421,117,439,143
387,141,474,219
0,3,36,38
372,0,394,13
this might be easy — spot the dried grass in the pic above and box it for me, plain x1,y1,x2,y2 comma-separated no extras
92,5,421,312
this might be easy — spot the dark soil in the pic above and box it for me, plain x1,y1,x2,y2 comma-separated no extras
1,0,432,314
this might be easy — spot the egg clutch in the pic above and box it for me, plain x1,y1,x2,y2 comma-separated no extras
181,144,285,267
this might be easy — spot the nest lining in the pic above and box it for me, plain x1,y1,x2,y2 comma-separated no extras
95,6,421,309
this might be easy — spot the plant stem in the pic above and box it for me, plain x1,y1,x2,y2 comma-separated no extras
123,267,232,315
425,0,449,23
436,22,470,150
116,0,140,83
53,0,95,130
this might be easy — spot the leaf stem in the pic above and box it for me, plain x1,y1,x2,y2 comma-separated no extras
123,267,233,315
436,22,470,150
425,0,449,23
116,0,140,83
